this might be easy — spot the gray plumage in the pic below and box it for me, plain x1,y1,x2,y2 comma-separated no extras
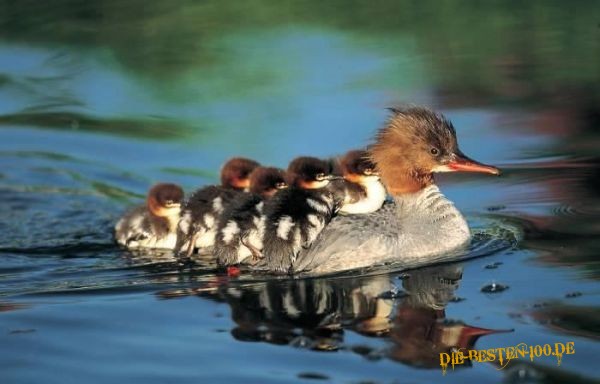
290,185,470,275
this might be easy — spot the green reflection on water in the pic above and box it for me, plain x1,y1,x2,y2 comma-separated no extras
1,0,598,87
0,0,598,147
0,111,191,139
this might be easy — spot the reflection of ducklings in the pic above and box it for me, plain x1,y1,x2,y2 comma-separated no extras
214,167,288,266
175,157,260,257
259,157,344,274
115,183,184,249
337,149,386,214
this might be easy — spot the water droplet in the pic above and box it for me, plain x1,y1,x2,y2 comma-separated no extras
484,261,504,269
450,296,466,302
297,372,330,380
481,282,509,293
505,363,544,383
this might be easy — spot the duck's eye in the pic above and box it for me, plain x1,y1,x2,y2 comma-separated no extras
430,147,440,156
315,173,326,181
276,182,287,189
165,200,174,205
364,168,373,175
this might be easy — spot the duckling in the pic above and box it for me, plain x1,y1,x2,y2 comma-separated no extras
214,167,288,266
175,157,260,257
220,157,261,191
257,157,345,274
115,183,184,249
336,149,387,214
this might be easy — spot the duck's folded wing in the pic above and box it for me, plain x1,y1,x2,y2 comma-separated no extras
291,212,396,274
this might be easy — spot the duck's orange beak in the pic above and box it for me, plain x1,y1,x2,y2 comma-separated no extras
441,151,501,175
456,325,513,348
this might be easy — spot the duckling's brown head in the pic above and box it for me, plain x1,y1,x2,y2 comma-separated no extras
287,156,339,189
248,167,288,198
340,149,379,185
147,183,184,217
370,106,500,195
220,157,261,190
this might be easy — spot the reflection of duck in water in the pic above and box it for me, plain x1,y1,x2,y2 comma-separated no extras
207,264,508,365
389,268,509,368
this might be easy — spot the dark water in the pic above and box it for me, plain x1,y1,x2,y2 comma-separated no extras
1,1,600,383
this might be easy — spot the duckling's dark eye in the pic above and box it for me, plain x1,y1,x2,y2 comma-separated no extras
165,200,174,205
315,173,325,181
364,168,373,175
430,147,440,156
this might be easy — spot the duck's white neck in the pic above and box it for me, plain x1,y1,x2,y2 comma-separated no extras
392,184,470,257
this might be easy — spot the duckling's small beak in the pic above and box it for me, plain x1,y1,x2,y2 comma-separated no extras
439,152,501,176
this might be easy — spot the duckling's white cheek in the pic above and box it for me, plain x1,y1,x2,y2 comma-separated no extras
312,180,330,189
276,216,294,240
165,206,181,217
